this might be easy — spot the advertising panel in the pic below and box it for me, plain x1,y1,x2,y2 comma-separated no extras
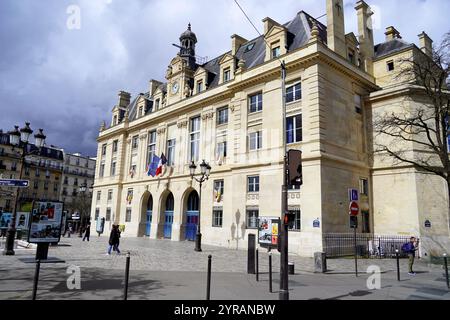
28,201,64,243
258,217,280,248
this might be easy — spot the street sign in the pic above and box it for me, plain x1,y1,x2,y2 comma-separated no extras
349,188,358,201
349,201,359,216
0,179,29,188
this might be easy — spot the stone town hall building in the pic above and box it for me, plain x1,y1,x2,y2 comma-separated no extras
91,0,450,257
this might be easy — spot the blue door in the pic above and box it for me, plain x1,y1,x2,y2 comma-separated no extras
164,193,174,239
164,211,173,238
185,191,199,241
145,196,153,237
185,211,199,241
145,210,152,236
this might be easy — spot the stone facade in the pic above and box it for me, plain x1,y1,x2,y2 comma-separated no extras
91,0,450,257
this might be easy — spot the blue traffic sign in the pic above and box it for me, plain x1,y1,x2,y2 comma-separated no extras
0,179,30,188
349,188,358,202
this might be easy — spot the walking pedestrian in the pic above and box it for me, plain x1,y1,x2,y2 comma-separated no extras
402,237,418,275
67,222,73,238
83,222,91,242
107,225,121,255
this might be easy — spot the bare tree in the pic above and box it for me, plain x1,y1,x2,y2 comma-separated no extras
374,32,450,224
65,194,92,235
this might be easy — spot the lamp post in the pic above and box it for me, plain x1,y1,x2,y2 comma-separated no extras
189,160,211,252
78,183,93,237
3,123,46,256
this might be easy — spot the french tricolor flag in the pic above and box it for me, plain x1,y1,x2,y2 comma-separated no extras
148,153,167,177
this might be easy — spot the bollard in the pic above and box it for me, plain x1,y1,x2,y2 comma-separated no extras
256,248,259,282
31,259,41,300
247,234,256,274
269,252,273,293
124,252,131,300
395,249,400,281
288,262,295,275
206,255,212,300
444,253,449,289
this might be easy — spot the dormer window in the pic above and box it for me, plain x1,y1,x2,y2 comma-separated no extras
155,99,160,110
245,42,255,52
272,46,281,59
139,106,143,117
223,68,231,83
197,80,203,93
348,49,355,64
113,115,117,126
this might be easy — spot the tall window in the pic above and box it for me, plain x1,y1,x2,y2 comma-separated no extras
126,208,132,222
223,68,231,83
360,178,369,196
155,99,160,110
96,191,101,202
99,162,105,177
217,107,228,125
53,183,58,192
288,209,301,231
44,181,49,190
355,95,362,114
216,141,227,159
95,208,100,220
113,115,117,126
139,106,143,117
108,190,113,201
247,176,260,192
167,139,176,166
110,161,116,176
246,208,259,229
249,131,262,150
286,83,302,103
101,144,107,156
113,140,118,153
74,178,78,186
132,136,139,149
11,162,17,171
106,208,111,221
286,115,302,144
24,166,30,176
212,209,223,227
147,130,157,165
190,117,201,162
249,93,263,113
35,168,40,177
214,180,224,201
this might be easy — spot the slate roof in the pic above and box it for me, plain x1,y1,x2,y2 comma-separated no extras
122,10,414,122
374,38,414,59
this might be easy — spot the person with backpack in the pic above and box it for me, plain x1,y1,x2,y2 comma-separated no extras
402,237,418,275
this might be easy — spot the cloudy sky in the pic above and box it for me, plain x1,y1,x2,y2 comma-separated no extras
0,0,449,157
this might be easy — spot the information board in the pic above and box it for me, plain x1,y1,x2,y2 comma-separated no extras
28,201,64,243
258,217,280,248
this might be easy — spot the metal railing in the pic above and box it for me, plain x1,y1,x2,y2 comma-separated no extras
323,233,418,259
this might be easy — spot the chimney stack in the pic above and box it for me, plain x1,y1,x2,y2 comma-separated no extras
326,0,347,58
231,34,248,56
118,91,131,108
355,0,374,74
385,26,402,41
418,32,433,57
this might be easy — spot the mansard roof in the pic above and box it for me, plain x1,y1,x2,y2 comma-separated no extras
374,38,414,59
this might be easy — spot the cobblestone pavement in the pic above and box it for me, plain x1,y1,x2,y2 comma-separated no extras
0,236,449,300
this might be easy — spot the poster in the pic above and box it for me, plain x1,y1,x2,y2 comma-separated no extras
0,212,13,228
15,212,30,230
28,201,64,243
258,217,280,248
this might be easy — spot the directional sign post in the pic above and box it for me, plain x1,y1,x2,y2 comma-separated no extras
0,179,30,188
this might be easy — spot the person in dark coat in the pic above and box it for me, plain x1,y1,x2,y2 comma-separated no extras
107,225,121,255
82,222,91,242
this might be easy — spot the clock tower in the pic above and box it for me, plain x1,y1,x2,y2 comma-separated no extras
166,23,198,106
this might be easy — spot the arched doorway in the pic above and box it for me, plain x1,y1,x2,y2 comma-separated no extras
145,196,153,236
185,190,199,241
164,193,174,239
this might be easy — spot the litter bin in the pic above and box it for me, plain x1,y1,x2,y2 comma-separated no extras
288,262,295,275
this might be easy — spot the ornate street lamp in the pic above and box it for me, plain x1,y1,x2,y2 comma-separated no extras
189,160,211,252
3,123,46,256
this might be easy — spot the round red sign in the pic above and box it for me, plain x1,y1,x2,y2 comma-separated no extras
349,201,359,216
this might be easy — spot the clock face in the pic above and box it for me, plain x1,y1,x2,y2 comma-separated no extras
172,81,179,94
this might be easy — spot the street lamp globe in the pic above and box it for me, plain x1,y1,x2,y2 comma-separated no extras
206,163,211,177
200,160,207,175
79,183,87,193
34,129,46,148
20,122,33,143
189,161,197,177
8,126,21,146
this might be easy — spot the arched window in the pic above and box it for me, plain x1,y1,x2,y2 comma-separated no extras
166,193,174,211
187,191,199,211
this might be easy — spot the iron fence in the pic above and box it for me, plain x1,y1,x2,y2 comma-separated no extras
323,233,419,259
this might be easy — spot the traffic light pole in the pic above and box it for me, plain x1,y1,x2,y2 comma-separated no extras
279,61,289,301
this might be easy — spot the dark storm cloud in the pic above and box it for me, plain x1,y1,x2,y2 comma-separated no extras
0,0,448,156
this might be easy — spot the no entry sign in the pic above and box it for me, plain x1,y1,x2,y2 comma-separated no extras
349,201,359,216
